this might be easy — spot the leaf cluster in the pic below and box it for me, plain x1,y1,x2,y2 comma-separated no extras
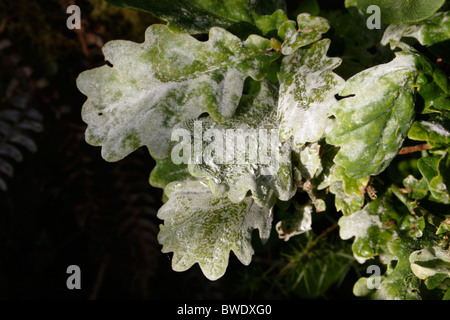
76,0,450,299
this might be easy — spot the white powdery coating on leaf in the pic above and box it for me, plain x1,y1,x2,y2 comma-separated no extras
420,121,450,137
278,39,344,147
185,81,296,207
327,46,424,178
339,208,382,240
157,180,274,280
77,24,276,161
410,246,450,279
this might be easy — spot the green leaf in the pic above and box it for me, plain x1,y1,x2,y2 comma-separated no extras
184,81,296,207
444,287,450,300
105,0,286,35
417,155,450,204
345,0,358,8
77,25,279,161
410,246,450,280
371,236,422,300
425,273,449,290
408,119,450,145
330,180,365,216
415,69,450,117
329,165,369,216
323,7,393,70
149,157,193,190
327,43,433,179
278,39,344,148
276,204,313,241
399,215,425,238
297,142,322,180
312,144,340,190
278,13,330,55
352,214,444,299
403,175,428,200
157,180,274,280
332,165,369,196
437,217,450,236
381,12,450,47
253,9,289,35
356,0,446,24
338,195,397,263
444,288,450,300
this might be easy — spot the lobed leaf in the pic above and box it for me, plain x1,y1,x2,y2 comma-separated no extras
381,12,450,47
357,0,446,24
278,13,330,55
157,180,274,280
276,203,313,241
408,119,450,145
105,0,286,35
338,194,397,263
184,81,296,206
278,39,344,148
410,246,450,280
417,155,450,204
329,165,369,216
149,157,193,190
327,43,433,179
415,68,450,117
253,9,289,36
77,24,279,161
370,237,423,300
403,175,428,200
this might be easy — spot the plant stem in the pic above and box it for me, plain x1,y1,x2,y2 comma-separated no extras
398,143,431,155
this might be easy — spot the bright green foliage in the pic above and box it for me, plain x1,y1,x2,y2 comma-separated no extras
403,175,428,200
338,194,397,264
357,0,445,24
157,180,274,280
77,0,450,299
329,165,369,216
382,11,450,46
277,13,330,55
353,224,448,299
254,9,288,35
408,120,450,146
149,157,192,190
417,155,450,204
327,44,433,179
346,191,449,299
105,0,286,35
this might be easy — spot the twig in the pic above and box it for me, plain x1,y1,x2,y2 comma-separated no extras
75,25,90,60
306,223,338,251
398,143,431,155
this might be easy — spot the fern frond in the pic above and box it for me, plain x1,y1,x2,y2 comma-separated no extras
0,39,44,191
